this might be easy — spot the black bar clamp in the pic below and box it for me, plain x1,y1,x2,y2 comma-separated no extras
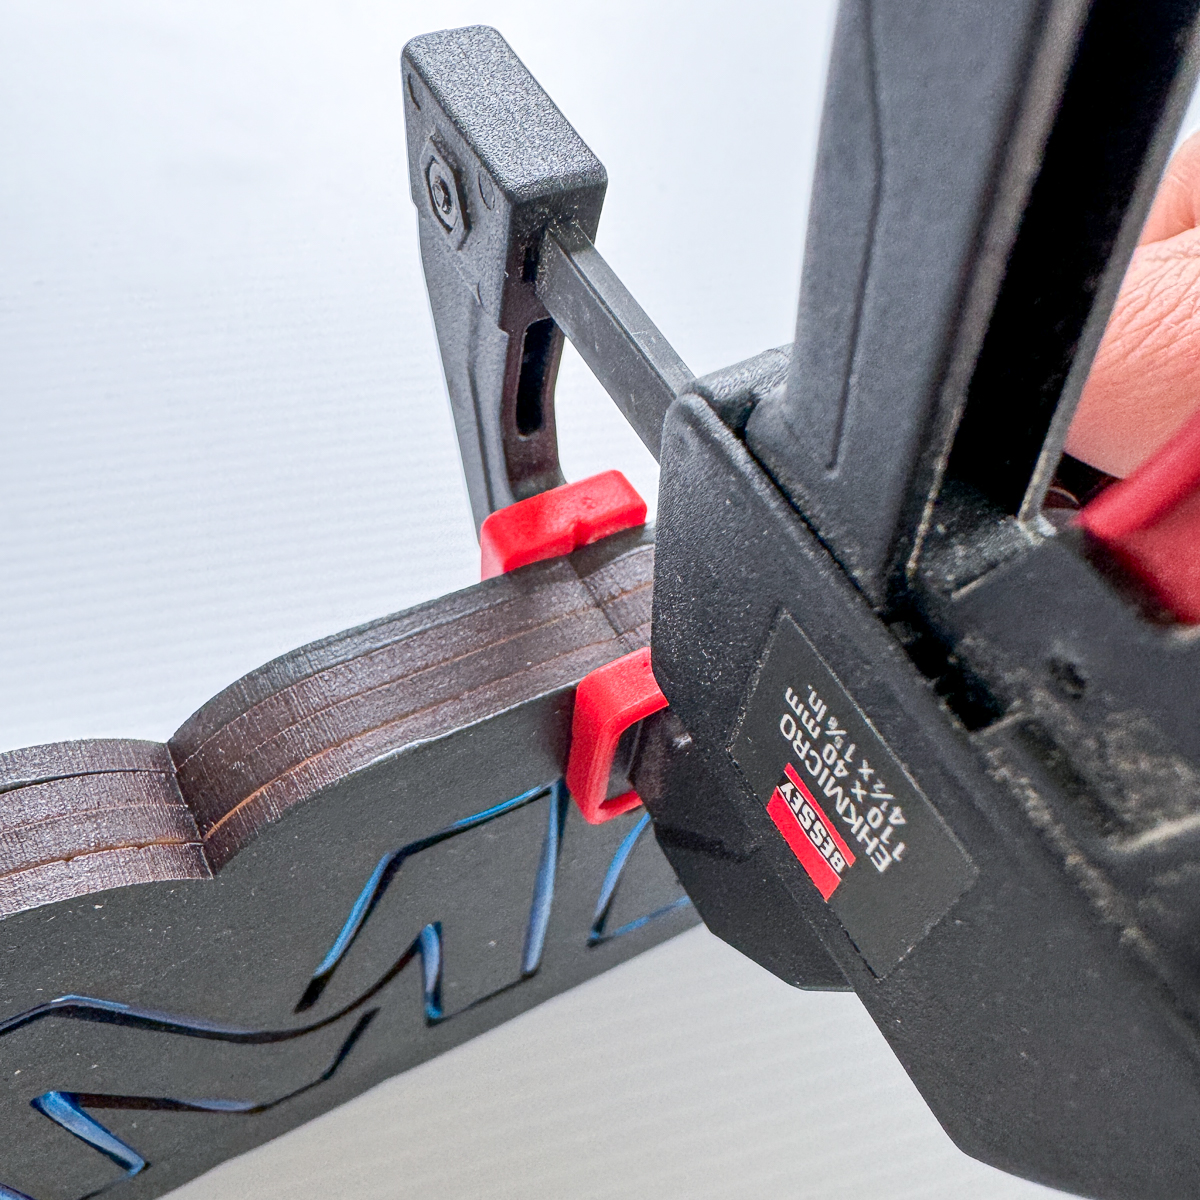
406,12,1200,1200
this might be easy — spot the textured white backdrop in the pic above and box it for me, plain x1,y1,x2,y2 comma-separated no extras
7,3,1186,1197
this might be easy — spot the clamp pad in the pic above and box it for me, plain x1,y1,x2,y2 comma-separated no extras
479,470,646,579
565,647,668,824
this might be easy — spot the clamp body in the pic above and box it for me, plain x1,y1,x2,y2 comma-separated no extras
408,9,1200,1200
403,27,606,527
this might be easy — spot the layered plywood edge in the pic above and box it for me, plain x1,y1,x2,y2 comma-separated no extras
0,530,654,915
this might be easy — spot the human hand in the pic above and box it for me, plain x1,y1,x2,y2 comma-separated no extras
1066,130,1200,478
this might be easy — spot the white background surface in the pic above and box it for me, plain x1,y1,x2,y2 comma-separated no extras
7,2,1187,1197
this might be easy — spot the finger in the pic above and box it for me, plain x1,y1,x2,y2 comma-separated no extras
1065,132,1200,477
1139,129,1200,244
1065,230,1200,476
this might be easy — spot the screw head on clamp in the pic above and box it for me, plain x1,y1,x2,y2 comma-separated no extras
423,137,468,249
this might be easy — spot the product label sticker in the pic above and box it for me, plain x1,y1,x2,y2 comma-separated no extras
729,611,976,976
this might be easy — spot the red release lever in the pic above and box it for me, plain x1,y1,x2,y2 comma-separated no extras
1077,406,1200,623
479,470,647,579
565,646,668,824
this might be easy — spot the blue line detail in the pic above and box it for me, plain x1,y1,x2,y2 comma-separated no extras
24,1011,378,1199
522,780,568,975
588,812,693,946
0,784,562,1047
2,777,690,1200
419,923,443,1022
296,781,554,1012
31,1093,146,1180
302,782,549,998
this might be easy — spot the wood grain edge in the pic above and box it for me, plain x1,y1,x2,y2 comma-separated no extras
0,533,656,918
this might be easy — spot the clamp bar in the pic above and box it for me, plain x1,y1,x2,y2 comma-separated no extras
536,222,694,461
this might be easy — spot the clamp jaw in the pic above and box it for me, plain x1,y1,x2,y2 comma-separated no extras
403,26,694,530
408,9,1200,1200
404,27,694,529
403,27,604,526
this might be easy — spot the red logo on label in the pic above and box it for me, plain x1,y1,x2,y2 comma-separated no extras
766,761,856,900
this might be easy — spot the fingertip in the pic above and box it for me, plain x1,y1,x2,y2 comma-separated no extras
1140,129,1200,244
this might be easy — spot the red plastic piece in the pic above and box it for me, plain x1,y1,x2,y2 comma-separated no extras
1077,406,1200,623
565,646,668,824
479,470,647,579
